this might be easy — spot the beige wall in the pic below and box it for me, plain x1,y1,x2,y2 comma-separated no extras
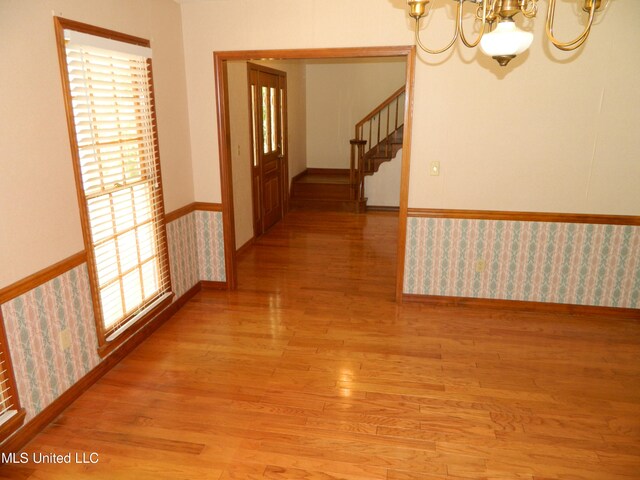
2,0,637,288
305,58,406,169
227,60,307,249
227,61,254,250
409,2,640,215
0,0,194,289
181,0,639,216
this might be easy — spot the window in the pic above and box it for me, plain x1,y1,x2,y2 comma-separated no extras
0,311,25,441
54,18,172,354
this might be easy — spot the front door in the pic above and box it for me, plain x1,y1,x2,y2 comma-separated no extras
248,64,288,236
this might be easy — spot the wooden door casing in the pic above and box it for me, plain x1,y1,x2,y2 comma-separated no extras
248,64,288,237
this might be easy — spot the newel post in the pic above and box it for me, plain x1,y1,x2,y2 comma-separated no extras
350,139,367,203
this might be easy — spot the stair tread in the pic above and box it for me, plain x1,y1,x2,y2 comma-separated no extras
295,174,350,185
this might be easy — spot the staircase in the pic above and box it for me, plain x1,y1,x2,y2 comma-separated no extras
289,169,356,211
362,124,404,175
290,86,405,212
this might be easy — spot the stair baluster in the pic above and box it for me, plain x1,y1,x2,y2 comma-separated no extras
349,85,406,211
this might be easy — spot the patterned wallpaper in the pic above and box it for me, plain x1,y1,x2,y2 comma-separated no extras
404,217,640,309
0,207,226,424
166,212,200,298
195,210,226,282
1,265,100,421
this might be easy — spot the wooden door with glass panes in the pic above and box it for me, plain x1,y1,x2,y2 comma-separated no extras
248,64,288,236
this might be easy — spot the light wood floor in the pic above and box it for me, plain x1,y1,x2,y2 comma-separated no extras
3,211,640,479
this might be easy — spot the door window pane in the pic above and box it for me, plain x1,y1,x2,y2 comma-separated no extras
270,87,277,152
262,86,269,154
280,88,285,156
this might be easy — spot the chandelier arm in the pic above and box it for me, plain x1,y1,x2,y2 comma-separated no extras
521,0,538,19
459,0,488,48
413,3,461,55
546,0,597,51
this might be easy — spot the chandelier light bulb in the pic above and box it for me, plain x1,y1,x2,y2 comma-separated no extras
479,19,534,66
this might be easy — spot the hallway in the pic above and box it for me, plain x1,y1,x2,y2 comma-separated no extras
2,211,639,479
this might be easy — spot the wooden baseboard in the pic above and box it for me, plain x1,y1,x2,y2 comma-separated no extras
290,169,308,183
367,205,399,213
175,284,202,310
0,282,203,455
402,294,640,319
201,280,227,290
236,237,255,257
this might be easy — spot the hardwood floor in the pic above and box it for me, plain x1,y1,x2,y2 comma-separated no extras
2,210,640,479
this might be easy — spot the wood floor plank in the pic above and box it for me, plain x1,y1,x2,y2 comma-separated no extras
2,210,638,479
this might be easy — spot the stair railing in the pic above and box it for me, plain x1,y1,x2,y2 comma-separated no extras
350,86,406,204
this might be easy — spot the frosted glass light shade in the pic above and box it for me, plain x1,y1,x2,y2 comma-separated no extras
480,20,534,59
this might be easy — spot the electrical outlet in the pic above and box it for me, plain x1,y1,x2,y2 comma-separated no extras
430,161,440,176
475,260,486,273
60,329,71,350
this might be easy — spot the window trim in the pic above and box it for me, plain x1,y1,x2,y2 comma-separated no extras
0,310,26,441
53,17,173,357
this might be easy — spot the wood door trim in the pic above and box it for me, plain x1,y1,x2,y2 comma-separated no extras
395,47,416,303
214,52,237,289
214,46,416,296
247,62,286,77
215,46,413,61
280,74,290,215
247,66,262,237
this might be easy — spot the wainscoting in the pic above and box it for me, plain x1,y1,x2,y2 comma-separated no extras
0,203,225,446
404,210,640,311
167,208,226,298
1,210,638,479
1,264,99,422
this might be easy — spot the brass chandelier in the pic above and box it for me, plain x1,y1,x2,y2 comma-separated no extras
406,0,604,66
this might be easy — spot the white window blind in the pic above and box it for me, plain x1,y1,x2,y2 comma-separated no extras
0,342,18,425
64,30,171,336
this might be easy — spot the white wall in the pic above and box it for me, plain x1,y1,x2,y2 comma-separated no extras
0,0,194,289
305,58,406,169
365,149,403,208
180,0,639,217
